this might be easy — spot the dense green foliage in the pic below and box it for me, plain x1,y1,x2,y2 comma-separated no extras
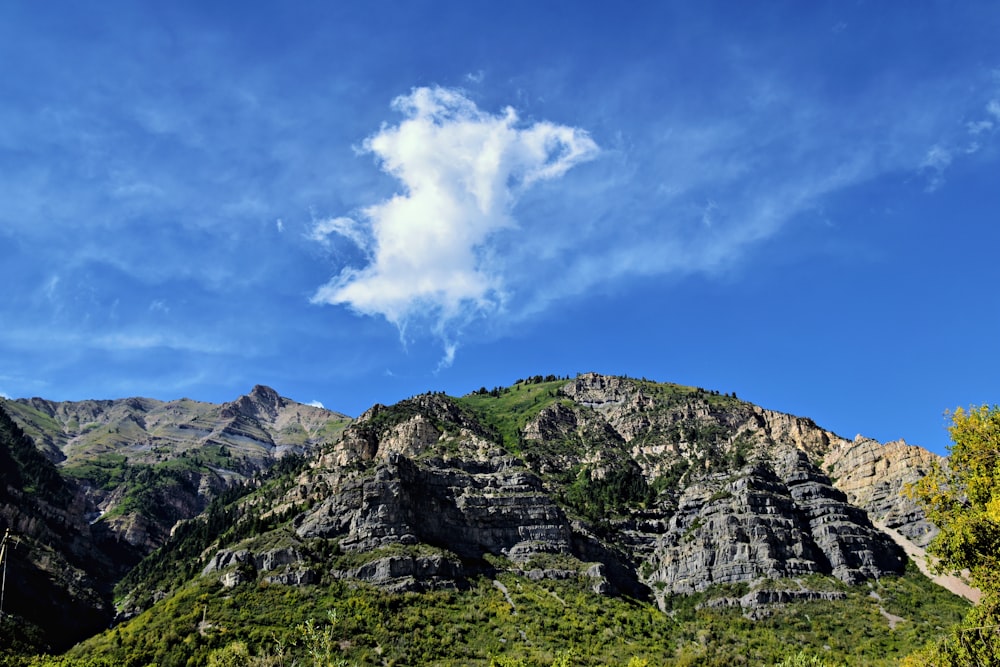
115,454,311,609
908,405,1000,594
61,443,249,516
59,453,129,490
4,562,965,667
904,404,1000,665
560,463,652,523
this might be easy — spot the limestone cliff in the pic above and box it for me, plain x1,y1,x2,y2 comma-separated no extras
641,446,903,599
190,377,931,611
823,435,941,547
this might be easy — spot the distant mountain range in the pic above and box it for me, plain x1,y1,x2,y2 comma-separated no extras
0,374,974,664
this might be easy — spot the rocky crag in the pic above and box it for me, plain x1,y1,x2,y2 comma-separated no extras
823,435,941,547
179,374,948,616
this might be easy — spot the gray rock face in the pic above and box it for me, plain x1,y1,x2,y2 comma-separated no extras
332,554,462,593
296,453,574,562
823,436,941,547
642,447,904,596
231,384,911,603
202,546,318,589
192,378,931,607
202,546,307,577
6,374,949,650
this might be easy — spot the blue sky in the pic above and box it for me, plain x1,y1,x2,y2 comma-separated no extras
2,2,999,455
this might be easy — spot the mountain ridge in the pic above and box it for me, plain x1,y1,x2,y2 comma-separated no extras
0,373,973,663
0,386,351,652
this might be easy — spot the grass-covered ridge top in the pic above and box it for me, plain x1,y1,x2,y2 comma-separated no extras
456,376,574,452
456,373,748,449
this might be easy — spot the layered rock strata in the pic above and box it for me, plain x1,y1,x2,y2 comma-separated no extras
198,383,920,605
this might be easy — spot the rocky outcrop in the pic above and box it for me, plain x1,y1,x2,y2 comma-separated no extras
203,546,313,578
296,452,575,563
328,394,495,467
331,553,462,593
557,373,848,481
750,407,847,459
824,436,941,547
194,384,917,604
641,446,904,599
222,385,286,423
192,393,648,595
556,375,936,585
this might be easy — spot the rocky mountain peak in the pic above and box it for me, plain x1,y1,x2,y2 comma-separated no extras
250,384,281,402
222,385,286,421
561,372,640,407
3,388,351,557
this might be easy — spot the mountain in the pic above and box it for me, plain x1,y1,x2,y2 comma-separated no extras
0,374,974,665
196,374,920,601
10,384,348,467
5,385,350,553
0,403,115,653
0,386,350,653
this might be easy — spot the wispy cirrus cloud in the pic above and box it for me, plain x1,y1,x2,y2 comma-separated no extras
0,325,231,356
917,92,1000,190
308,216,370,251
310,86,598,358
311,70,1000,364
988,99,1000,120
921,145,954,191
499,68,1000,318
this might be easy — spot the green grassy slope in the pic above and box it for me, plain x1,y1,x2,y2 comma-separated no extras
32,560,965,667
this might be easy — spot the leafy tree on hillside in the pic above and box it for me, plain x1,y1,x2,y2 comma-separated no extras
904,404,1000,665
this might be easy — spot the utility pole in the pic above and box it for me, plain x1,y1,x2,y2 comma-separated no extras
0,528,18,618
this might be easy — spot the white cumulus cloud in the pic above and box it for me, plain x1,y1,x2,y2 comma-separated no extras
311,86,598,342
